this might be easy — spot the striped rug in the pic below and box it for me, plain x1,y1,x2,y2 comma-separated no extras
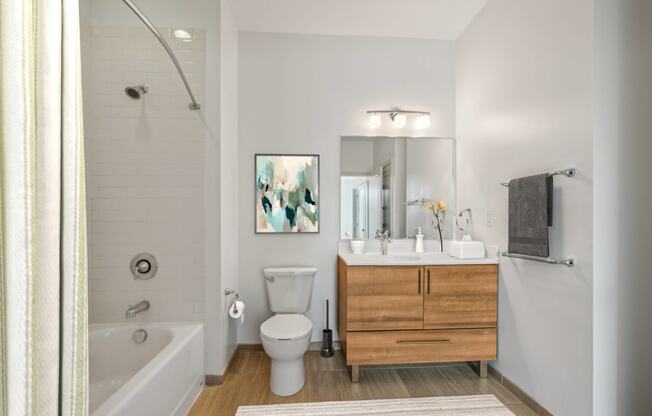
236,394,515,415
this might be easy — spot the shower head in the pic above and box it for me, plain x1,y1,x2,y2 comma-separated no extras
125,84,149,100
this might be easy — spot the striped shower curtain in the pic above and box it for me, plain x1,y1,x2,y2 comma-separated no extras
0,0,88,414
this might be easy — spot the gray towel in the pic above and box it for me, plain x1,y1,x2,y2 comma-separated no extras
508,174,553,257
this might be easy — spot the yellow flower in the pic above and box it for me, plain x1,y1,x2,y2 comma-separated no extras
425,201,435,211
435,200,448,212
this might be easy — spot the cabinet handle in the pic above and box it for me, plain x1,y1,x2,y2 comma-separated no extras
396,339,452,345
427,269,431,294
418,270,421,294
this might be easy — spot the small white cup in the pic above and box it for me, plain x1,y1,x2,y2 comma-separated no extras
350,240,366,254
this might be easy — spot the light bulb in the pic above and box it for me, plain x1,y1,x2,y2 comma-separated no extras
415,114,431,129
392,113,407,128
368,113,382,128
173,29,193,42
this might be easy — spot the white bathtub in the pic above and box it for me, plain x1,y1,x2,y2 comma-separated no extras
90,323,204,416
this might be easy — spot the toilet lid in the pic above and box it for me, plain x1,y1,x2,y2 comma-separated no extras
260,314,312,341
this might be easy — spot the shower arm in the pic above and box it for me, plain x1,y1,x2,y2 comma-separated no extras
121,0,200,110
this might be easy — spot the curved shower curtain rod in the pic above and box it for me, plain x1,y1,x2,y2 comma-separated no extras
121,0,200,110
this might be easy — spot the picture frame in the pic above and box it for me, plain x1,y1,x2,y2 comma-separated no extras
254,154,320,234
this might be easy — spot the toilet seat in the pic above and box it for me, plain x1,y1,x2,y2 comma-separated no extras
261,314,312,342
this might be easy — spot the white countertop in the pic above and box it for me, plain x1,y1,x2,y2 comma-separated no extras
338,251,499,266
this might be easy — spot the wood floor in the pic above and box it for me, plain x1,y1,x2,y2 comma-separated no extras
188,350,538,416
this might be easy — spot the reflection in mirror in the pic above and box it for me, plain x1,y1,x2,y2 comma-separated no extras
340,136,455,240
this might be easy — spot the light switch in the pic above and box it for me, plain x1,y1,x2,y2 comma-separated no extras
486,210,495,227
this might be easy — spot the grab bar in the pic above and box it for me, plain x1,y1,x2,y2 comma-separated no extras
501,252,575,267
500,168,576,187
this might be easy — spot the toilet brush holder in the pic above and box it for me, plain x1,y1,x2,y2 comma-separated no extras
321,329,334,357
321,299,334,357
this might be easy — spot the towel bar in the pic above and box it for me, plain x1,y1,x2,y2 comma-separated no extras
501,252,575,267
500,168,576,187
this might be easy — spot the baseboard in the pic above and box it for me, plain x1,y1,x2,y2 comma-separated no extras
488,365,553,416
308,340,342,351
237,343,264,352
204,345,241,386
236,341,342,352
204,374,223,386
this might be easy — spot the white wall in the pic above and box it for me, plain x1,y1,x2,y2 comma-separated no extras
217,0,240,371
456,1,593,415
594,1,652,414
238,32,456,343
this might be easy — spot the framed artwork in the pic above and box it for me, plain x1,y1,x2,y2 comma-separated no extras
255,154,320,233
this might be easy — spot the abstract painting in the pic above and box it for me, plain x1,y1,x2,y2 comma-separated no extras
255,154,319,233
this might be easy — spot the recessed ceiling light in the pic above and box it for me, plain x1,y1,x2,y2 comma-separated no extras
173,29,193,42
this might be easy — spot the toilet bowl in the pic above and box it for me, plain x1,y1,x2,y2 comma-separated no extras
260,313,312,396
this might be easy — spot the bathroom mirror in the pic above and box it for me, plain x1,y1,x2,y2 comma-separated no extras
340,136,456,240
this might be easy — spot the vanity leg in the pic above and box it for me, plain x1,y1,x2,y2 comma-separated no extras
479,360,488,378
349,365,360,383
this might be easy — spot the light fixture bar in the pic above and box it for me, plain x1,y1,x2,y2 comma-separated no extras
366,110,430,115
366,109,431,129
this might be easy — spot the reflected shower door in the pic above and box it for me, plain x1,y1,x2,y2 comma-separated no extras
353,182,369,240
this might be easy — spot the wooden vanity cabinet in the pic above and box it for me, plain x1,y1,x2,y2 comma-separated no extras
337,257,498,382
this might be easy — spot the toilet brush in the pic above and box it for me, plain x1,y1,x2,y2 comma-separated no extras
321,299,334,357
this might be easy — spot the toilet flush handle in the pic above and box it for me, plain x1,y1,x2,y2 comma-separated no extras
265,276,275,283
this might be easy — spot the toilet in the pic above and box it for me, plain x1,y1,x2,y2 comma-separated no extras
260,267,317,396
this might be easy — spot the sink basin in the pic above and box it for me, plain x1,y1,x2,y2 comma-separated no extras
355,254,421,262
386,255,420,261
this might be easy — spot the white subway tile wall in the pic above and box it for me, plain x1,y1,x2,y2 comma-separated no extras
84,26,206,323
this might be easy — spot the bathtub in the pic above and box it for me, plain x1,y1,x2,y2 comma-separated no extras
90,323,204,416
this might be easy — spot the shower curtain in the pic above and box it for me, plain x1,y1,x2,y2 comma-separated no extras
0,0,88,414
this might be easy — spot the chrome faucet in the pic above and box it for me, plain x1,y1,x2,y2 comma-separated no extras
375,230,391,255
126,300,150,319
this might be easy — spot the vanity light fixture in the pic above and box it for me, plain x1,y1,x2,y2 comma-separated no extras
391,113,407,128
366,109,431,129
368,113,382,128
415,113,431,129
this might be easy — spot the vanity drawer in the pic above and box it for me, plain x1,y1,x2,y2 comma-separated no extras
345,328,496,365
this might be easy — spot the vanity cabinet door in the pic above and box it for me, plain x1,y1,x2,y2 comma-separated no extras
423,265,497,329
347,266,424,331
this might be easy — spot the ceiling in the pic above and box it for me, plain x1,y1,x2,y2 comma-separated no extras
228,0,489,40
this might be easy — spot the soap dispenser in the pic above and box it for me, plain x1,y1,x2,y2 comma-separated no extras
415,226,424,254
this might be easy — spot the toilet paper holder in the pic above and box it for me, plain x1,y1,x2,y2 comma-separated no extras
225,288,240,313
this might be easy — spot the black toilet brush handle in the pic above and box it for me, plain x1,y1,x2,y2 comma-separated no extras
326,299,329,330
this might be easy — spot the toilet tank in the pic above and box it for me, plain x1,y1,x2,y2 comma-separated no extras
264,267,317,313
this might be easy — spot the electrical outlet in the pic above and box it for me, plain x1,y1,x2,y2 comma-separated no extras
486,210,495,227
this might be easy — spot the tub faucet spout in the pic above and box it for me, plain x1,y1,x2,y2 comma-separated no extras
126,300,150,319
